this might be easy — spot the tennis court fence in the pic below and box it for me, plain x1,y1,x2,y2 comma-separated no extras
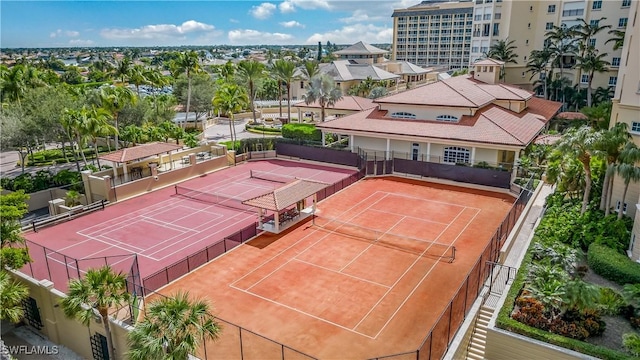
367,182,534,360
143,170,366,293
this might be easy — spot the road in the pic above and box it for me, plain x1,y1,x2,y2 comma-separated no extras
0,119,279,179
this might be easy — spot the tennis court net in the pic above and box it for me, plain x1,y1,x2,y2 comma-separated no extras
174,185,252,212
313,216,456,262
250,170,296,184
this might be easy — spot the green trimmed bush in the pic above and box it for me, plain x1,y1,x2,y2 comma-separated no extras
588,243,640,286
281,123,321,142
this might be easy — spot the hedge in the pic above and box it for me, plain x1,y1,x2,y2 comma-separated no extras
281,123,321,142
496,241,633,360
588,243,640,286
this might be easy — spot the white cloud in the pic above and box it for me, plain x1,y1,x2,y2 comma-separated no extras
228,29,294,45
68,39,94,46
229,18,240,23
279,0,331,13
306,23,393,45
100,20,215,40
339,9,387,24
279,1,295,13
50,29,80,38
249,3,277,19
280,20,304,28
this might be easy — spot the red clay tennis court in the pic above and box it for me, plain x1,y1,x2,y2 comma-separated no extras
155,176,515,359
22,159,356,292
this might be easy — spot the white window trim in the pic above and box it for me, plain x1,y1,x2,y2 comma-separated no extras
435,114,459,122
443,146,470,164
390,112,417,119
630,121,640,134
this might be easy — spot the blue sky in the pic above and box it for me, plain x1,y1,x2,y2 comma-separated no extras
1,1,417,48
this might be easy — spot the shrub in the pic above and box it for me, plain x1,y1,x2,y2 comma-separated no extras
598,287,626,316
588,243,640,286
623,333,640,357
281,123,321,141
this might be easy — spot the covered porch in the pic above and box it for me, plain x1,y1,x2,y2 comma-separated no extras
99,142,183,185
242,179,329,234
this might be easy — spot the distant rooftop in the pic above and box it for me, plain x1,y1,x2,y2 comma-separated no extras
334,41,388,56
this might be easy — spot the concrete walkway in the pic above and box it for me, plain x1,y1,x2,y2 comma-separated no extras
0,321,82,360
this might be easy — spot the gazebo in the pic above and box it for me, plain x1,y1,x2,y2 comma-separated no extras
99,142,182,183
242,179,328,234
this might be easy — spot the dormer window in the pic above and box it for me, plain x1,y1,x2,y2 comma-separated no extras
391,112,417,119
436,115,459,122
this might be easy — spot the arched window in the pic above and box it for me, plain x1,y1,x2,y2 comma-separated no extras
443,146,470,164
390,112,417,119
435,114,459,122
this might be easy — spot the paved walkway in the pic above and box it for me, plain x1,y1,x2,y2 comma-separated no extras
0,321,82,360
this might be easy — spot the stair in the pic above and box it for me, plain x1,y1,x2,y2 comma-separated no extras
465,306,493,360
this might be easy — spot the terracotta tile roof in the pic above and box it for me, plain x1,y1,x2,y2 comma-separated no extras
298,96,376,111
473,58,505,66
556,111,588,120
316,98,562,147
99,142,182,163
334,41,388,55
476,84,533,101
320,60,399,82
242,179,329,211
375,75,496,107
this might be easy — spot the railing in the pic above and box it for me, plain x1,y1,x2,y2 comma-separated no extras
366,180,534,360
28,200,108,232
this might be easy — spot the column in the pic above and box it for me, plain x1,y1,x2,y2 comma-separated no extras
386,138,391,160
350,135,354,152
322,131,326,147
298,108,302,123
123,163,129,183
511,151,519,183
258,208,263,228
426,143,431,162
275,212,280,233
471,147,476,165
112,163,118,182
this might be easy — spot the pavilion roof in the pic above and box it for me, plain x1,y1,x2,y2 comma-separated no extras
99,142,182,164
242,179,328,211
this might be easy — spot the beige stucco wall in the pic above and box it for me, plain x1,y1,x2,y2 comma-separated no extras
631,201,640,261
485,327,599,360
353,136,387,152
9,271,133,360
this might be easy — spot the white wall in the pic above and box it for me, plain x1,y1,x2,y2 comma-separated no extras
378,103,472,120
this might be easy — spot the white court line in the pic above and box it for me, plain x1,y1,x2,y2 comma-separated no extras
354,209,464,338
371,207,481,339
338,214,407,273
367,208,451,226
229,285,376,339
377,191,482,212
293,259,391,289
231,191,387,287
56,239,94,252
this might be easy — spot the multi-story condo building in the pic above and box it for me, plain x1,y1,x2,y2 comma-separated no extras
469,0,632,90
392,0,474,70
608,0,639,261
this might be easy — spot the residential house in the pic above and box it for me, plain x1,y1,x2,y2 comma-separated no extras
316,60,562,187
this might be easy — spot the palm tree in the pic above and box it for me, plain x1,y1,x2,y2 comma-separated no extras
213,83,248,150
113,57,132,84
61,266,131,360
84,106,116,170
616,142,640,220
486,38,518,81
595,123,629,213
127,291,221,360
61,107,90,168
572,17,611,86
606,29,626,51
527,49,553,99
272,59,296,124
302,74,343,123
0,270,29,323
128,64,148,96
237,60,265,124
574,48,610,107
1,64,26,106
173,51,201,129
301,61,320,80
546,25,578,106
555,126,602,214
99,86,137,150
120,125,145,147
